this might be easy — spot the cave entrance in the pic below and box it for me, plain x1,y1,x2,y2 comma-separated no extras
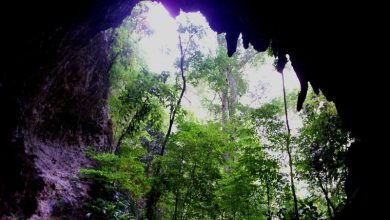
0,0,380,218
87,1,350,219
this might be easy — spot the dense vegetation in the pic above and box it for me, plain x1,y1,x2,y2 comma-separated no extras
79,3,350,219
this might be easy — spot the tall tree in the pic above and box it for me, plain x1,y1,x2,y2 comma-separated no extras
145,15,207,219
281,71,299,220
189,34,263,125
160,19,206,155
251,96,301,219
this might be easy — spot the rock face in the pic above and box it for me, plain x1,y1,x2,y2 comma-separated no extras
0,0,386,218
24,32,114,219
0,21,115,220
0,0,136,218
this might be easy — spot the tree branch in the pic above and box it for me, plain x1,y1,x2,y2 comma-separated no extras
160,35,187,155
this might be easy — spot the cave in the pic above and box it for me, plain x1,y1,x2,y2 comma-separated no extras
0,0,386,219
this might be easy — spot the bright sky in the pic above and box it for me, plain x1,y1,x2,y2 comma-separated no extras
138,2,300,122
139,3,217,73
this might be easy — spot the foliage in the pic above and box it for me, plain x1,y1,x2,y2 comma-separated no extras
188,34,266,124
188,38,247,95
108,12,174,149
79,3,351,219
158,121,229,219
109,69,172,149
79,3,174,219
80,146,150,219
296,92,350,218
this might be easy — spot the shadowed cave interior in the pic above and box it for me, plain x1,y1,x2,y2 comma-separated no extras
0,0,387,219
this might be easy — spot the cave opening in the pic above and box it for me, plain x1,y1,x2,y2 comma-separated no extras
76,2,350,219
0,0,386,219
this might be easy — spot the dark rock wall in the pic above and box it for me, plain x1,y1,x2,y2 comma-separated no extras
1,22,114,220
24,32,114,219
0,0,386,218
1,0,137,218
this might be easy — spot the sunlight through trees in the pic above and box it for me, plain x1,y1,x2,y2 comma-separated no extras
79,2,350,219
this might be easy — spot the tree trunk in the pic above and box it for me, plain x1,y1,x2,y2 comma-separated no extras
114,102,149,154
286,136,299,220
317,174,335,219
173,189,179,220
227,66,237,119
146,35,189,219
160,35,187,155
221,65,232,126
266,180,272,220
221,88,229,126
146,187,161,220
282,72,299,220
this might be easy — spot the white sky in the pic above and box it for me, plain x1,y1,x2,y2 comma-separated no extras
139,3,217,73
138,2,300,122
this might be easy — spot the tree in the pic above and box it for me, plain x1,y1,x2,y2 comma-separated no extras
296,92,350,219
240,142,284,220
160,17,206,155
250,95,301,219
110,70,172,153
159,121,228,219
189,35,264,125
145,14,207,219
79,146,150,219
281,70,299,220
108,3,169,154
